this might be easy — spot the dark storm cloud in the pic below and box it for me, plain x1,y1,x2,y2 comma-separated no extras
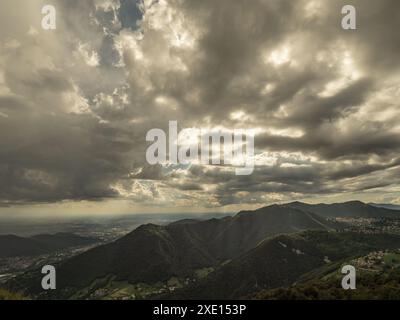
284,78,374,128
0,112,139,203
256,125,400,161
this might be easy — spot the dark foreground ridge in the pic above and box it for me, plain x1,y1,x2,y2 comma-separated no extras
0,233,98,258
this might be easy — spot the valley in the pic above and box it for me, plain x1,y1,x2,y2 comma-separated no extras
2,201,400,300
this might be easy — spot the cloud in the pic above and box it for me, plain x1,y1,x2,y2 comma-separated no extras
0,0,400,211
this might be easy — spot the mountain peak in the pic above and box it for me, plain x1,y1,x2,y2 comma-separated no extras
343,200,366,206
285,201,308,206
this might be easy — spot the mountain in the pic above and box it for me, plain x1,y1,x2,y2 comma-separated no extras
0,233,98,258
13,204,340,297
164,231,400,299
10,200,398,299
369,203,400,211
0,235,49,258
285,201,400,218
250,250,400,300
213,205,339,259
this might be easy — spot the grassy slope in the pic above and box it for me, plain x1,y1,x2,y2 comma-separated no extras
164,231,400,299
251,261,400,300
0,288,25,300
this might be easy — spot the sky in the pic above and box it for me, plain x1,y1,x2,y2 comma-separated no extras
0,0,400,217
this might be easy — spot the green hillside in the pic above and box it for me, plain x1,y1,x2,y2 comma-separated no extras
7,201,400,300
164,231,400,299
0,288,25,300
251,250,400,300
286,201,400,218
8,204,339,299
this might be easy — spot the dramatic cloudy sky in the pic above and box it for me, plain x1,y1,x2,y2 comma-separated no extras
0,0,400,216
